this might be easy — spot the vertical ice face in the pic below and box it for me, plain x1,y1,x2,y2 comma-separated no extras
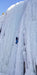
31,0,37,21
30,0,37,69
30,0,37,67
0,0,37,75
0,1,25,75
23,0,37,73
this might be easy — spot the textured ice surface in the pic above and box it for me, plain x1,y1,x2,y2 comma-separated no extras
0,0,37,75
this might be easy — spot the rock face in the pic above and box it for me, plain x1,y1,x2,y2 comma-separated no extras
0,0,37,75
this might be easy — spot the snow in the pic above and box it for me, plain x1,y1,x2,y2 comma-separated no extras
0,0,37,75
7,1,24,12
0,1,24,75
